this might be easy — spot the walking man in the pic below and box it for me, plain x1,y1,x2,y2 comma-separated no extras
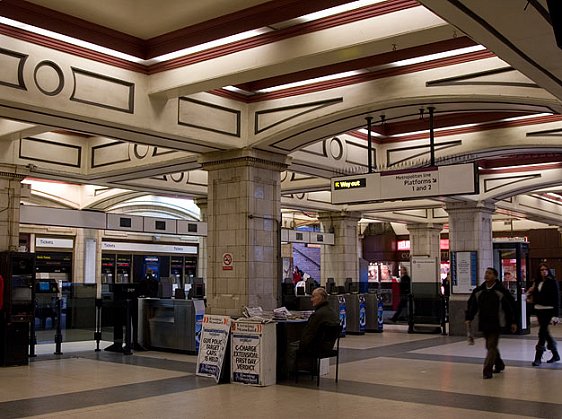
465,267,517,379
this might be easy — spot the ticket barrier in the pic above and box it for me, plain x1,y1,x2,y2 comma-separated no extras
364,292,384,332
328,294,346,337
343,294,366,335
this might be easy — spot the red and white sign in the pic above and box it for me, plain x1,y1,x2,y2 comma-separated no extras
222,253,233,270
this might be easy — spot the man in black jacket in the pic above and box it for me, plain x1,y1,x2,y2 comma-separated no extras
465,267,517,379
391,266,411,322
299,288,340,353
286,288,339,376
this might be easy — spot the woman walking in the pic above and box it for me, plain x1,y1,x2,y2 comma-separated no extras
529,263,560,366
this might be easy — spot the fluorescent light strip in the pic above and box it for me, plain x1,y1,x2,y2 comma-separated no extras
144,28,273,64
389,45,485,68
0,17,146,64
392,123,479,138
391,113,553,138
357,128,385,138
500,112,552,122
0,16,273,65
255,70,365,93
222,85,255,95
253,46,485,94
487,162,558,171
287,0,387,25
0,1,384,66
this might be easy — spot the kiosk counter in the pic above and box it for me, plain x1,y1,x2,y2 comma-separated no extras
138,298,204,353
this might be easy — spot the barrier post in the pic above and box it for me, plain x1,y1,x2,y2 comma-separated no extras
377,293,384,332
407,294,415,333
54,297,63,355
123,298,132,355
94,298,103,352
29,299,37,357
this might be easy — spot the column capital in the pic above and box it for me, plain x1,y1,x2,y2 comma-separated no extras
445,200,495,215
194,197,208,208
0,164,30,181
406,223,443,233
198,148,290,172
317,211,362,223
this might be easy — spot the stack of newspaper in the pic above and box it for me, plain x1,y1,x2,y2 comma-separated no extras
272,307,292,320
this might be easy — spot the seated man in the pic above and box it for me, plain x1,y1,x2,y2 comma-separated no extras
286,287,340,375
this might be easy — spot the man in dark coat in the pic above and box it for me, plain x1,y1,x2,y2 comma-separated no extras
299,288,340,353
465,267,517,379
391,266,411,322
286,288,339,376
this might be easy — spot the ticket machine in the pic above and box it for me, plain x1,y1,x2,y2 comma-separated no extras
34,279,58,330
0,252,35,366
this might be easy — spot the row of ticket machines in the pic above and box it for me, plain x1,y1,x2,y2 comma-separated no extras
0,251,208,365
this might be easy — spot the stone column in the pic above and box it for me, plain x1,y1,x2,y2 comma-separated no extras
406,223,443,296
318,211,361,286
195,198,208,280
199,149,289,316
407,223,443,259
0,164,29,252
445,200,495,335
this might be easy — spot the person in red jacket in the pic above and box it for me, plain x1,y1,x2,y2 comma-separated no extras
292,266,302,285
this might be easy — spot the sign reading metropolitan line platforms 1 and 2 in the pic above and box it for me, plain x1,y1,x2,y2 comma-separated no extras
331,163,478,204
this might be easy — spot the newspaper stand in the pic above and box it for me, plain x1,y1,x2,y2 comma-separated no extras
231,319,276,386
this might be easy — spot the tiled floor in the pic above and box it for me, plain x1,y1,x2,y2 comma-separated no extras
1,324,562,418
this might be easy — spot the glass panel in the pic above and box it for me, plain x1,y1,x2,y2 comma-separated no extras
34,283,96,344
498,249,518,300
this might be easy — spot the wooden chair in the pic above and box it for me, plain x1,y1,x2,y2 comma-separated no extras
296,323,342,386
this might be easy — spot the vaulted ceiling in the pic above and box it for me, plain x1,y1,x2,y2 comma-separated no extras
1,0,562,230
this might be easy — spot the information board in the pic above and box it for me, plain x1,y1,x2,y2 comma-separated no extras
411,257,437,283
331,163,478,204
196,315,231,383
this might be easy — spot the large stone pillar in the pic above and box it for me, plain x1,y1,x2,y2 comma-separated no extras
195,198,208,280
445,200,495,335
318,211,361,286
0,164,29,252
200,149,288,316
407,223,443,296
407,223,443,259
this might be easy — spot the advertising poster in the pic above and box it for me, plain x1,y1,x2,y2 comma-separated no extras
358,295,366,333
231,322,262,385
193,300,206,353
196,315,231,383
451,251,478,294
338,296,346,336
